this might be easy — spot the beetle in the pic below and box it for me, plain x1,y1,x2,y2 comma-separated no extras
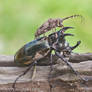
14,27,74,67
14,37,50,66
13,27,87,91
35,15,83,38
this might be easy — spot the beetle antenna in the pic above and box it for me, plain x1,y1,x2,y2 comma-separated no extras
62,14,84,23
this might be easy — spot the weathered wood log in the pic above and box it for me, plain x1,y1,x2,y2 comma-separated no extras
0,53,92,92
0,53,92,66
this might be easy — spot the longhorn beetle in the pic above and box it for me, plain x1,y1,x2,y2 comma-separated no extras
35,15,83,38
13,27,87,91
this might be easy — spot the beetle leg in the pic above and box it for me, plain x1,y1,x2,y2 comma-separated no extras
31,64,37,80
48,52,53,92
50,53,53,70
12,61,36,91
44,50,53,92
55,51,87,83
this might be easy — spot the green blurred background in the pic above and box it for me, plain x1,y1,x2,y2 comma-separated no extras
0,0,92,55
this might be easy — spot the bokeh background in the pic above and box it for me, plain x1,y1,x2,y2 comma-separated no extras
0,0,92,55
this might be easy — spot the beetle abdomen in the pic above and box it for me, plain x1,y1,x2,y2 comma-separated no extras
14,37,50,66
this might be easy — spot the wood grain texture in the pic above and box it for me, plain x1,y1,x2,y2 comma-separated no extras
0,53,92,92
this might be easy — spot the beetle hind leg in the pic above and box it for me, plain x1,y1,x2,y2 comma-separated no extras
12,62,36,91
48,53,54,92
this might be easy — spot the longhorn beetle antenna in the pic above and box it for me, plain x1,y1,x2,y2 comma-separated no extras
62,14,84,23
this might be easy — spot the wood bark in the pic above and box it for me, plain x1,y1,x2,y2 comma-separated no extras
0,53,92,92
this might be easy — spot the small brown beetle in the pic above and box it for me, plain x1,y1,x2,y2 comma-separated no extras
35,15,83,38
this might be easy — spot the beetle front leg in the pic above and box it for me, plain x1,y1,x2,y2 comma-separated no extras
55,51,87,83
63,41,81,57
